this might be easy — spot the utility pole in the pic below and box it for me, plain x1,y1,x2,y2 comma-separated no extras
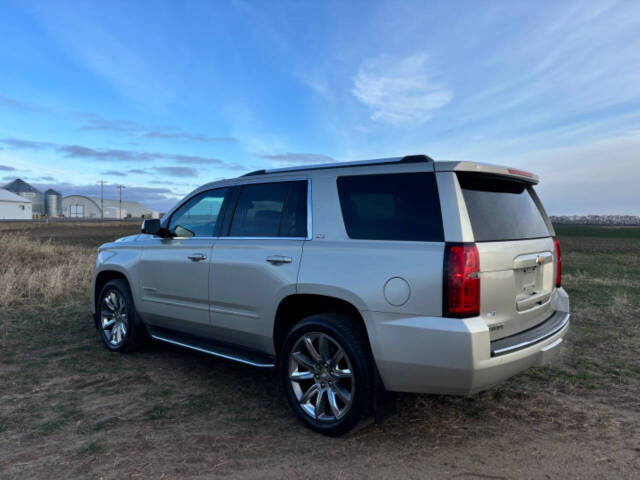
98,180,105,222
118,185,126,219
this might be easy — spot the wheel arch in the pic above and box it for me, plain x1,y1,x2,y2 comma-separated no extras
273,293,371,357
93,269,133,326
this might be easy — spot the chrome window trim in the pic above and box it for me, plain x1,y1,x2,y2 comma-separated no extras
163,185,231,235
158,179,312,241
221,178,312,241
306,177,313,240
216,237,308,241
166,236,308,241
157,236,216,240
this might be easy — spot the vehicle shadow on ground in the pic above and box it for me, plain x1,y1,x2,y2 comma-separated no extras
134,332,576,445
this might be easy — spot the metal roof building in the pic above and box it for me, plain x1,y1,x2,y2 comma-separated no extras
61,195,159,219
2,178,44,216
0,188,33,220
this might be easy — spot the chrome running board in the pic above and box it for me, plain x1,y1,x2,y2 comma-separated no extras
148,327,275,368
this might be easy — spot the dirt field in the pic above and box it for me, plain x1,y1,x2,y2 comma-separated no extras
1,222,638,479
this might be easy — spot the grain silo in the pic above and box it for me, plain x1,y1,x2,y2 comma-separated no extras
2,179,44,216
44,189,62,217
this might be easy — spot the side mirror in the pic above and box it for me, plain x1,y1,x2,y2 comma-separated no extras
141,219,161,235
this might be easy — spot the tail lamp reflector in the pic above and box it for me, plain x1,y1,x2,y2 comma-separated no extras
553,236,562,288
444,243,480,318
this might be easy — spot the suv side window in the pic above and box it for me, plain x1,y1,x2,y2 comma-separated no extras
169,187,230,237
337,172,443,242
228,181,307,238
279,181,307,238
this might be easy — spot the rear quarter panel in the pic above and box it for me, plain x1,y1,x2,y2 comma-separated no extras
298,171,445,355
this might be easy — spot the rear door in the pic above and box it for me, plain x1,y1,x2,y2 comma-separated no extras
209,179,308,353
456,172,557,340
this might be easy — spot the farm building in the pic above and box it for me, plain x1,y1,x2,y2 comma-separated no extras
2,178,44,216
0,188,33,220
44,189,62,217
61,195,159,219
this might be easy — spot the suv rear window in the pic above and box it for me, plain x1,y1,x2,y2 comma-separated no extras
457,173,551,242
337,172,443,242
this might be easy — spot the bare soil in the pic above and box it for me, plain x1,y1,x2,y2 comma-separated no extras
0,222,638,479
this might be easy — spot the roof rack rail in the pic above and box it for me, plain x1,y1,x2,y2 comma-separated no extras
242,169,267,177
400,154,434,163
240,154,434,177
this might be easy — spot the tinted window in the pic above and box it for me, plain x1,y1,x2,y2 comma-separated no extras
337,172,443,241
458,173,551,242
229,181,307,237
169,187,229,237
280,181,308,237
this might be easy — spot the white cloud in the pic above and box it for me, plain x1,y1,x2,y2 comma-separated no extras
352,52,453,125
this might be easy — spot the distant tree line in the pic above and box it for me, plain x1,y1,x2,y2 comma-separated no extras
551,215,640,226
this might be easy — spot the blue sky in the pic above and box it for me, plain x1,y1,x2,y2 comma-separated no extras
0,0,639,214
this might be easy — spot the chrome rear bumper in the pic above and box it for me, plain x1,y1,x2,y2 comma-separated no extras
490,311,570,357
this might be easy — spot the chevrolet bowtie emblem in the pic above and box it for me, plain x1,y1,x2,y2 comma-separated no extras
537,256,545,265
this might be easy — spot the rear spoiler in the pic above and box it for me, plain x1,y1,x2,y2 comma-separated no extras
435,161,539,185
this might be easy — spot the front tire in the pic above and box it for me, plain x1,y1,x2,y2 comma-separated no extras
279,313,373,436
97,279,142,352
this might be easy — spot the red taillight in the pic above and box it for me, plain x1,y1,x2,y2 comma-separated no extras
444,243,480,318
553,236,562,288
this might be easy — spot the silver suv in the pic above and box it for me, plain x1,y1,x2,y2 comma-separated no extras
91,155,570,435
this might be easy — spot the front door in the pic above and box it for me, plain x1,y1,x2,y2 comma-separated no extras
137,186,231,337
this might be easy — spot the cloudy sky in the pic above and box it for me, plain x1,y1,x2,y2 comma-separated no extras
0,0,639,214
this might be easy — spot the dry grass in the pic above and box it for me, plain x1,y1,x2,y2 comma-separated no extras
1,223,639,479
0,220,138,231
563,271,639,288
610,292,632,315
0,233,95,307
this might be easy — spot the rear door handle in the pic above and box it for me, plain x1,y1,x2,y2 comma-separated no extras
188,253,207,262
266,255,292,265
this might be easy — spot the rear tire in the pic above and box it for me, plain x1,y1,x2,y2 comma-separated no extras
97,279,143,352
279,313,373,436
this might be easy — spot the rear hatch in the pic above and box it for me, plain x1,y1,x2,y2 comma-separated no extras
457,172,557,340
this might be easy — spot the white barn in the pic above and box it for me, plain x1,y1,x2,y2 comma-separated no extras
0,188,33,220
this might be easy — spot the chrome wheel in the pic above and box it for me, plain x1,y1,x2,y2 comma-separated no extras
289,332,355,421
100,289,128,347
